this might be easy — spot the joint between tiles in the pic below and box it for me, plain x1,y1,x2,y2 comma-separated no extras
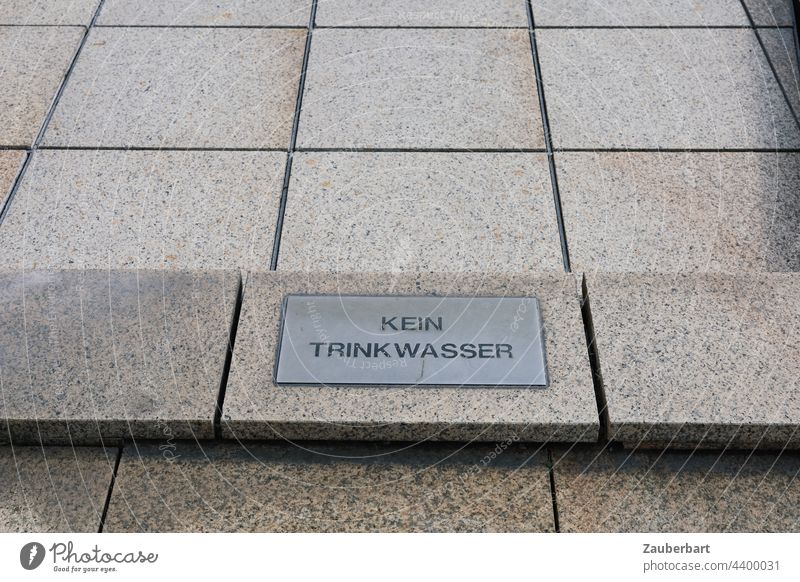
98,443,123,533
580,276,610,443
546,447,561,532
214,274,246,439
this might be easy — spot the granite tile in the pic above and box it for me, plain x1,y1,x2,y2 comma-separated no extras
0,150,25,204
98,0,311,27
222,271,598,442
279,152,562,272
106,441,553,532
0,150,285,271
315,0,528,27
557,152,800,272
0,446,115,532
0,269,238,444
553,447,800,532
296,29,544,149
743,0,794,25
0,26,84,147
43,28,305,148
759,27,800,116
537,29,800,149
531,0,748,26
587,273,800,449
0,0,99,25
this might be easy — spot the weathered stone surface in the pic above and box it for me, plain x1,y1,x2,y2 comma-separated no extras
743,0,794,25
222,271,598,442
531,0,748,26
0,269,238,444
0,0,99,25
98,0,311,26
0,150,285,272
0,150,24,204
0,446,114,532
553,446,800,532
297,29,544,149
315,0,528,27
587,273,800,449
557,152,800,272
537,29,800,149
44,28,305,148
758,27,799,117
105,441,554,532
0,26,84,146
280,152,562,272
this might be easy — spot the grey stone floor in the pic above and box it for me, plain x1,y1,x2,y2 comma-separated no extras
1,0,799,532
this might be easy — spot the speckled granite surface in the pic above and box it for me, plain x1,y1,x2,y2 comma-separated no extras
531,0,748,26
743,0,794,25
0,0,99,25
537,29,800,149
558,152,800,272
0,26,84,147
98,0,311,26
553,446,800,532
296,29,543,149
105,441,553,532
315,0,527,27
222,271,598,442
0,150,284,272
0,446,115,532
0,150,24,204
587,273,800,449
43,27,305,148
0,269,238,444
759,27,799,117
279,152,562,272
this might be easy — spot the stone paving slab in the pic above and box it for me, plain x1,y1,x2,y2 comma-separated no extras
222,271,598,442
105,442,553,532
0,269,238,444
44,27,305,149
315,0,528,27
297,29,544,149
279,152,562,272
553,446,800,532
557,152,800,273
0,150,25,204
0,446,114,532
98,0,311,27
530,0,748,26
0,26,84,147
744,0,794,25
587,273,800,450
759,27,800,116
0,150,285,271
537,29,800,149
0,0,99,25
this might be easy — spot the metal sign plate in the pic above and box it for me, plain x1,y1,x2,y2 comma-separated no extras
275,295,548,387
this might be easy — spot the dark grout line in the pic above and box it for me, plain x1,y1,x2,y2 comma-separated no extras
580,276,610,443
37,145,288,152
0,0,106,227
270,0,318,271
740,0,800,127
94,24,307,29
526,0,571,273
295,147,548,153
556,147,800,152
214,274,245,439
314,25,528,29
547,448,561,533
98,443,123,533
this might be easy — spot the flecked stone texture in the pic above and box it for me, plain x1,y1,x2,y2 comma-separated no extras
0,26,83,146
315,0,528,27
557,152,800,273
587,273,800,449
531,0,748,25
743,0,794,25
106,442,553,532
98,0,311,26
0,446,114,532
553,447,800,532
0,0,99,25
279,153,562,272
223,271,598,442
44,28,305,148
536,29,800,149
0,150,24,204
297,29,544,149
0,269,238,444
759,27,800,116
0,150,284,271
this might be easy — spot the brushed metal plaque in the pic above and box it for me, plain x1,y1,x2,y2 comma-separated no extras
275,295,548,387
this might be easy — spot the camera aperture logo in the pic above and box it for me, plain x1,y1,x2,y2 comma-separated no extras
19,541,158,574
